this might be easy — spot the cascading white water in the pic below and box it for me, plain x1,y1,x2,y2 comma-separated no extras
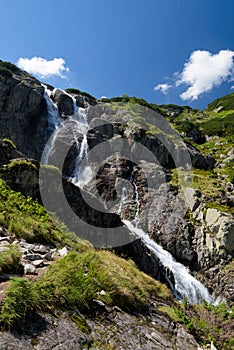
70,107,92,188
41,85,62,164
132,182,140,226
123,220,213,304
117,187,128,215
41,86,92,186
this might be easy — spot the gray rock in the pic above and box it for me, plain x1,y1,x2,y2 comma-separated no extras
206,208,234,254
31,259,44,267
52,88,74,116
25,254,44,261
185,187,201,212
23,263,36,275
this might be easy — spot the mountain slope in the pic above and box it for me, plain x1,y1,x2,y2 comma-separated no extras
0,60,233,349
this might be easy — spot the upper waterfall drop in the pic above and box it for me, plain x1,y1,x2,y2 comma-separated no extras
41,85,62,164
69,107,93,188
123,220,213,305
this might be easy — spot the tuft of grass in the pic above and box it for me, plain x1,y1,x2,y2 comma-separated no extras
0,244,22,274
0,278,39,329
0,250,172,329
38,250,171,313
6,159,37,171
1,138,17,149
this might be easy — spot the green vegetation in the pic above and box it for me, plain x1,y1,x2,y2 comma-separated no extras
0,179,89,249
0,278,39,329
0,244,22,274
0,250,171,328
0,61,20,78
159,305,194,331
5,159,38,171
205,201,234,214
174,119,198,134
100,95,164,115
65,88,96,100
159,302,234,349
206,92,234,112
200,111,234,137
1,138,17,149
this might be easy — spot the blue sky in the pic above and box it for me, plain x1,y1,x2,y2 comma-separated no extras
0,0,233,109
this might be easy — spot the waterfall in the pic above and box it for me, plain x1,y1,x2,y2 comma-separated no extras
70,107,93,188
41,85,62,164
41,86,92,187
132,182,140,226
117,187,128,215
123,220,213,304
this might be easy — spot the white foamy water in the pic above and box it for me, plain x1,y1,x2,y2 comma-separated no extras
132,181,140,226
70,107,93,188
123,220,213,304
41,85,62,164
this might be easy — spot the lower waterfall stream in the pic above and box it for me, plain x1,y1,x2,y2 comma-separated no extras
123,219,213,304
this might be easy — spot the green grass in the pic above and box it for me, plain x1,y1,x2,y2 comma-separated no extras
100,95,164,115
1,138,17,149
199,111,234,137
0,179,90,250
0,250,172,329
0,244,22,274
0,278,39,329
206,92,234,112
159,302,234,349
0,61,20,79
65,88,96,100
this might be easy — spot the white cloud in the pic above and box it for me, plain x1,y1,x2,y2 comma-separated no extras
231,86,234,90
177,50,234,100
154,83,171,94
17,57,69,79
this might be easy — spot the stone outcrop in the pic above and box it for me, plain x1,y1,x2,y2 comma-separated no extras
51,88,74,116
0,159,40,199
0,66,48,159
0,226,66,278
0,308,204,350
0,138,24,165
205,208,234,255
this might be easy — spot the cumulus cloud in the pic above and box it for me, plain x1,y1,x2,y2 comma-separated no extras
154,83,171,94
177,50,234,100
231,86,234,90
17,57,69,78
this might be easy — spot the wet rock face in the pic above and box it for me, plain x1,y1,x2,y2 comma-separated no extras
51,89,74,116
0,69,48,159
